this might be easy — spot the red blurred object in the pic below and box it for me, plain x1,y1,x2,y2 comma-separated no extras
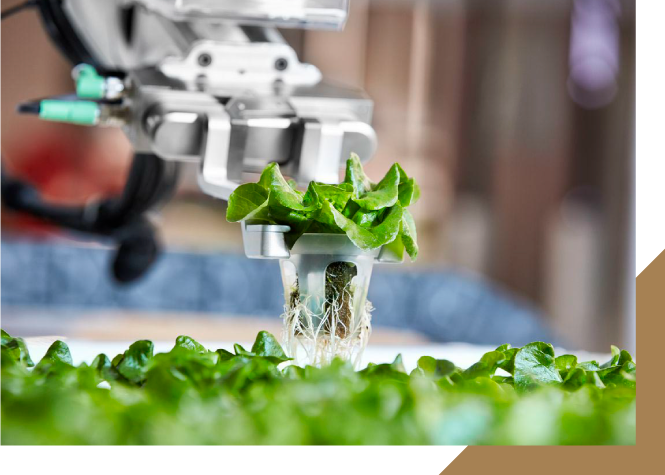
2,127,130,238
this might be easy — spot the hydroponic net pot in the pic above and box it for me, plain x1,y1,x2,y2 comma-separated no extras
242,223,401,367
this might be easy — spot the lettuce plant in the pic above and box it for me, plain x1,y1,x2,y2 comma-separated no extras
226,153,419,260
1,330,636,445
226,155,420,366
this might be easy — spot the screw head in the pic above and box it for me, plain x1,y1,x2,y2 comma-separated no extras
198,53,212,67
274,58,288,71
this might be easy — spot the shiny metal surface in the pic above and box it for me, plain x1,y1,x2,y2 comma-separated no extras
138,0,350,30
240,224,403,264
131,70,377,196
241,223,291,259
57,0,377,201
198,108,237,200
146,108,205,161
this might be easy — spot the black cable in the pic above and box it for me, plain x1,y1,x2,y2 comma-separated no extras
1,154,181,283
16,101,40,115
96,154,180,230
1,0,37,21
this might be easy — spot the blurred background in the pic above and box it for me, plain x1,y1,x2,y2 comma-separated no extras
1,0,635,352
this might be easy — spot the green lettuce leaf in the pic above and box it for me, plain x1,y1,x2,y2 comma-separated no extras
397,166,421,207
513,342,563,392
319,200,403,250
555,354,578,380
91,353,117,381
351,163,400,210
34,341,73,376
174,335,207,354
1,329,11,346
1,330,34,367
351,209,380,228
260,163,320,213
344,153,374,197
306,182,353,212
415,356,457,379
400,208,419,260
250,331,290,363
226,183,270,222
462,350,505,379
495,344,518,374
113,340,154,384
361,354,408,381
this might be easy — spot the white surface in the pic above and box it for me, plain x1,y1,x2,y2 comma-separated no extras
23,337,612,370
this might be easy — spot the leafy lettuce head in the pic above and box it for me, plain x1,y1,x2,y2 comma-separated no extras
226,154,420,260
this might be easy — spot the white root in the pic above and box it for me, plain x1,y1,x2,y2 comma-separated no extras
281,282,372,368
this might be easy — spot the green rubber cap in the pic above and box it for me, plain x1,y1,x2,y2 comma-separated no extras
77,75,105,99
76,65,105,99
39,100,99,126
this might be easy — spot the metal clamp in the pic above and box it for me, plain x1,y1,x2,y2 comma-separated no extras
241,222,403,263
197,108,239,200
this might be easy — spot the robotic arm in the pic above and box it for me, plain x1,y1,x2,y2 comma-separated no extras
2,0,378,280
26,0,377,195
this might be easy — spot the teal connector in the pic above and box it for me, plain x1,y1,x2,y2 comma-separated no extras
76,64,105,99
39,100,99,126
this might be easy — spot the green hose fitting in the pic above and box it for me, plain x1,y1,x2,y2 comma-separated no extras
75,64,106,99
39,100,100,126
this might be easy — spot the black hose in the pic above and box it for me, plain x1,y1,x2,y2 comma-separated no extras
1,154,180,283
98,154,180,228
112,220,160,284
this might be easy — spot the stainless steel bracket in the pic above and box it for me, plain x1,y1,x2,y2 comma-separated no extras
197,108,238,200
241,222,403,264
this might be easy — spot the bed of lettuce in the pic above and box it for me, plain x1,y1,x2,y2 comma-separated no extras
226,154,419,260
1,329,635,445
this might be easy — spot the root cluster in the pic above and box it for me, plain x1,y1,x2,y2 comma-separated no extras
281,280,373,368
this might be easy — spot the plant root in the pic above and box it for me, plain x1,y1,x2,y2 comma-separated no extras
281,282,373,368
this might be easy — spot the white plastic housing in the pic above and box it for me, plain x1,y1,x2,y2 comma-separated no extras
137,0,350,30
